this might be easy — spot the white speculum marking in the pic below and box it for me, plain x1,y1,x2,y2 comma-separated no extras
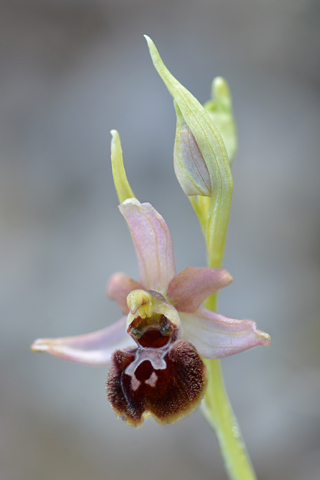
145,371,158,387
125,347,168,377
125,346,168,391
131,376,141,392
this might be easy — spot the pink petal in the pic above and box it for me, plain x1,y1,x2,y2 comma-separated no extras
31,317,135,366
167,266,233,313
119,199,176,293
180,307,270,359
107,272,143,314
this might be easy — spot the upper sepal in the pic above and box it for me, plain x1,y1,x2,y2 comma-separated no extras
119,198,176,293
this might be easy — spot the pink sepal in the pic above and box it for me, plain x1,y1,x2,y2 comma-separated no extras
119,199,176,293
180,307,270,359
167,266,233,313
31,317,134,366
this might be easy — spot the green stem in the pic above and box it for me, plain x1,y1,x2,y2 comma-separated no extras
202,190,257,479
203,359,256,480
203,295,256,480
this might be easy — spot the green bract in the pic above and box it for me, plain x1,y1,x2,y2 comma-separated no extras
110,129,135,204
145,36,235,270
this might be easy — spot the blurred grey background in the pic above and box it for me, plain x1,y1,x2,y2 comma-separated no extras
1,0,320,479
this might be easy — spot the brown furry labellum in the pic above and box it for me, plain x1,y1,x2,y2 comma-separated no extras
106,315,207,427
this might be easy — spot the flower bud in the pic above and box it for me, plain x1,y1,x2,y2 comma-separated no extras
204,77,237,165
145,35,232,200
174,105,211,196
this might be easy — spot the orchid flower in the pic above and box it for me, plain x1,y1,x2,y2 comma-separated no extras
32,197,270,426
30,34,271,480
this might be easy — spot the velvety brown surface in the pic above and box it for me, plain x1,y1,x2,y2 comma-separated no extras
107,326,207,426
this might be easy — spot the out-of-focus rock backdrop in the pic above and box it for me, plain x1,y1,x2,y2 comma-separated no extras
1,0,319,479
